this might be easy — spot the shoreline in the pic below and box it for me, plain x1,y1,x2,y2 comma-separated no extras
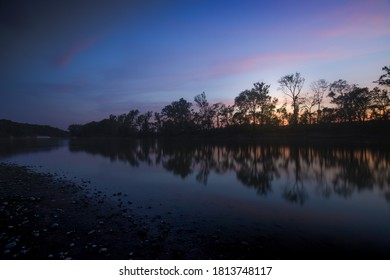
0,162,181,260
2,162,390,260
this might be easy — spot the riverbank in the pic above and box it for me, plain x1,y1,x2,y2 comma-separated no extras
1,162,274,260
1,161,389,260
0,162,182,260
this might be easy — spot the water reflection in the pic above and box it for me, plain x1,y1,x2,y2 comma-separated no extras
0,138,65,158
68,139,390,204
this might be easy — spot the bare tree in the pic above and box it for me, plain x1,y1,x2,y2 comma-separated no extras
310,79,329,123
278,72,305,125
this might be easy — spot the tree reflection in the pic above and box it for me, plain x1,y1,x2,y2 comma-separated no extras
281,146,307,204
68,139,390,204
234,145,278,196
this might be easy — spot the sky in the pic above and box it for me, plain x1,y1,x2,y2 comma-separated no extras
1,0,390,129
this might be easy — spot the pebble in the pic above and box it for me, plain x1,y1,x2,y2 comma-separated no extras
5,241,17,249
50,223,59,229
99,248,108,253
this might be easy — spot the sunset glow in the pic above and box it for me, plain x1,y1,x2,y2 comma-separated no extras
1,0,389,129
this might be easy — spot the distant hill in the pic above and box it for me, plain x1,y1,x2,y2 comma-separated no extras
0,119,69,137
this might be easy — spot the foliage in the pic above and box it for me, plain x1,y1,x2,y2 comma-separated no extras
234,82,277,125
328,80,371,122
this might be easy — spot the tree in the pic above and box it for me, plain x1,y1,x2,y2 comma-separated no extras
161,98,193,133
374,66,390,88
278,72,305,125
370,87,390,120
328,80,371,122
193,92,215,130
136,111,153,135
154,112,163,132
213,103,234,128
234,82,276,125
310,79,328,123
276,101,290,125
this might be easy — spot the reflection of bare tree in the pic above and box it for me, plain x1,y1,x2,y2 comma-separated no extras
283,180,307,204
281,146,307,204
193,145,214,185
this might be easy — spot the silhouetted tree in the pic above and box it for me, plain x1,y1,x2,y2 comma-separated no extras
154,112,163,132
161,98,194,134
370,87,390,120
278,72,305,125
310,79,328,123
136,111,153,135
234,82,276,125
374,66,390,88
194,92,215,130
218,104,235,127
276,101,290,125
328,80,371,122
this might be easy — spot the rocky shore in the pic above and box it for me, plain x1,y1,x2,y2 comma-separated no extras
0,162,184,260
0,162,276,260
3,162,387,260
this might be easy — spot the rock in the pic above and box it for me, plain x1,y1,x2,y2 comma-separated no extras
50,223,59,229
5,241,17,249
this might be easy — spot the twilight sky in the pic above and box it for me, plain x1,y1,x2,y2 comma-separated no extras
1,0,390,129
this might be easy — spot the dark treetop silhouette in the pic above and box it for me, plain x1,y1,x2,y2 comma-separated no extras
67,66,390,140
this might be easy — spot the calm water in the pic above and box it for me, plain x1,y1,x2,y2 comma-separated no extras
1,138,390,258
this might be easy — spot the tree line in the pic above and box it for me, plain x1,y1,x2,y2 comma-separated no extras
68,66,390,137
0,119,69,138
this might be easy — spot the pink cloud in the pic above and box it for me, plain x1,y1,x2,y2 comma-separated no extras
198,51,331,79
316,0,390,39
55,36,102,68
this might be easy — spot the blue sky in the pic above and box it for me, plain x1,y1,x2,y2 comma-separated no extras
1,0,389,129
